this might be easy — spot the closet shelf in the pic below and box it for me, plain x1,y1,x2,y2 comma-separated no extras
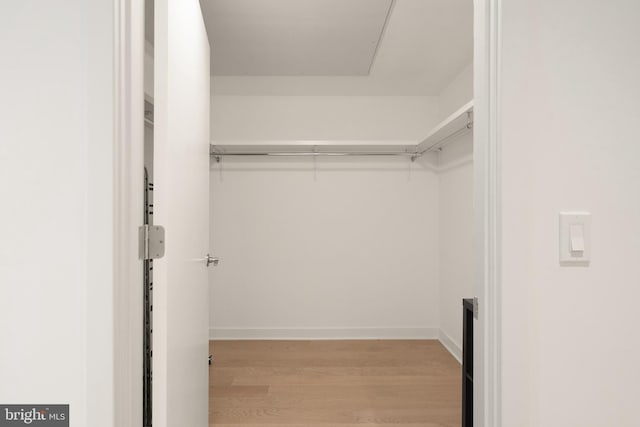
416,100,474,154
209,101,473,161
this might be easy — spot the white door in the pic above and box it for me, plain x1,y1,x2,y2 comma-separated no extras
153,0,211,426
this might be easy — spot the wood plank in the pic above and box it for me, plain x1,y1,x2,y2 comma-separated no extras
210,386,269,398
209,340,461,427
229,374,447,386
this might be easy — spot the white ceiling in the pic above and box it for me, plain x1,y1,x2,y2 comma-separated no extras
201,0,393,76
201,0,473,95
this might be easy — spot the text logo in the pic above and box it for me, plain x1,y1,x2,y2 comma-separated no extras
0,406,68,426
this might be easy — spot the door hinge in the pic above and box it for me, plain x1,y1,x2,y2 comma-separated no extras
473,296,479,319
139,225,166,260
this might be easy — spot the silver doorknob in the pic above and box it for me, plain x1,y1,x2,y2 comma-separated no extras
206,254,219,267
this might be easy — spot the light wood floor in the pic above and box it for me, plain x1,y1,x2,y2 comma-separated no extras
209,340,461,427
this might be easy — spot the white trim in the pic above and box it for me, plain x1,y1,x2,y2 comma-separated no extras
113,0,144,426
438,330,463,364
209,328,463,364
474,0,502,425
210,327,439,340
487,1,502,426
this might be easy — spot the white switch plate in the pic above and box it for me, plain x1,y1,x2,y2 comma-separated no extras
559,212,591,266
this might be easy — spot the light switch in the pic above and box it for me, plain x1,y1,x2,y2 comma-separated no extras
569,224,585,253
559,212,590,266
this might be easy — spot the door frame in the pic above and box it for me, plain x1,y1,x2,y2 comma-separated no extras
111,0,504,425
474,0,503,426
113,0,145,425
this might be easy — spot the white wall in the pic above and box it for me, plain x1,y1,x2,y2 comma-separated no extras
209,75,475,341
438,62,473,120
209,94,443,338
499,1,640,425
210,157,440,338
437,133,474,359
435,60,474,359
211,95,439,141
0,2,114,426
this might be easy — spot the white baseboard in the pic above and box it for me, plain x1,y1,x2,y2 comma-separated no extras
438,329,462,364
209,327,463,363
209,327,439,340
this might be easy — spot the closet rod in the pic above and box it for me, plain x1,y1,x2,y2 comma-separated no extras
210,151,418,162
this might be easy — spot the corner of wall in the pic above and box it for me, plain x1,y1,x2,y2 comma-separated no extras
437,62,473,121
438,329,462,363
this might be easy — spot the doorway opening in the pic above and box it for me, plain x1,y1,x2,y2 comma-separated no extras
126,0,502,425
204,1,474,426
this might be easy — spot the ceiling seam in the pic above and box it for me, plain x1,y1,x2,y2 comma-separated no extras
366,0,397,76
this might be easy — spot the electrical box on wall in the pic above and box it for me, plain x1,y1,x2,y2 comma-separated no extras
559,212,591,266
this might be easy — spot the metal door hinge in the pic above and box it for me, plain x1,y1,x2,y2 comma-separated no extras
139,225,166,260
473,296,479,319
